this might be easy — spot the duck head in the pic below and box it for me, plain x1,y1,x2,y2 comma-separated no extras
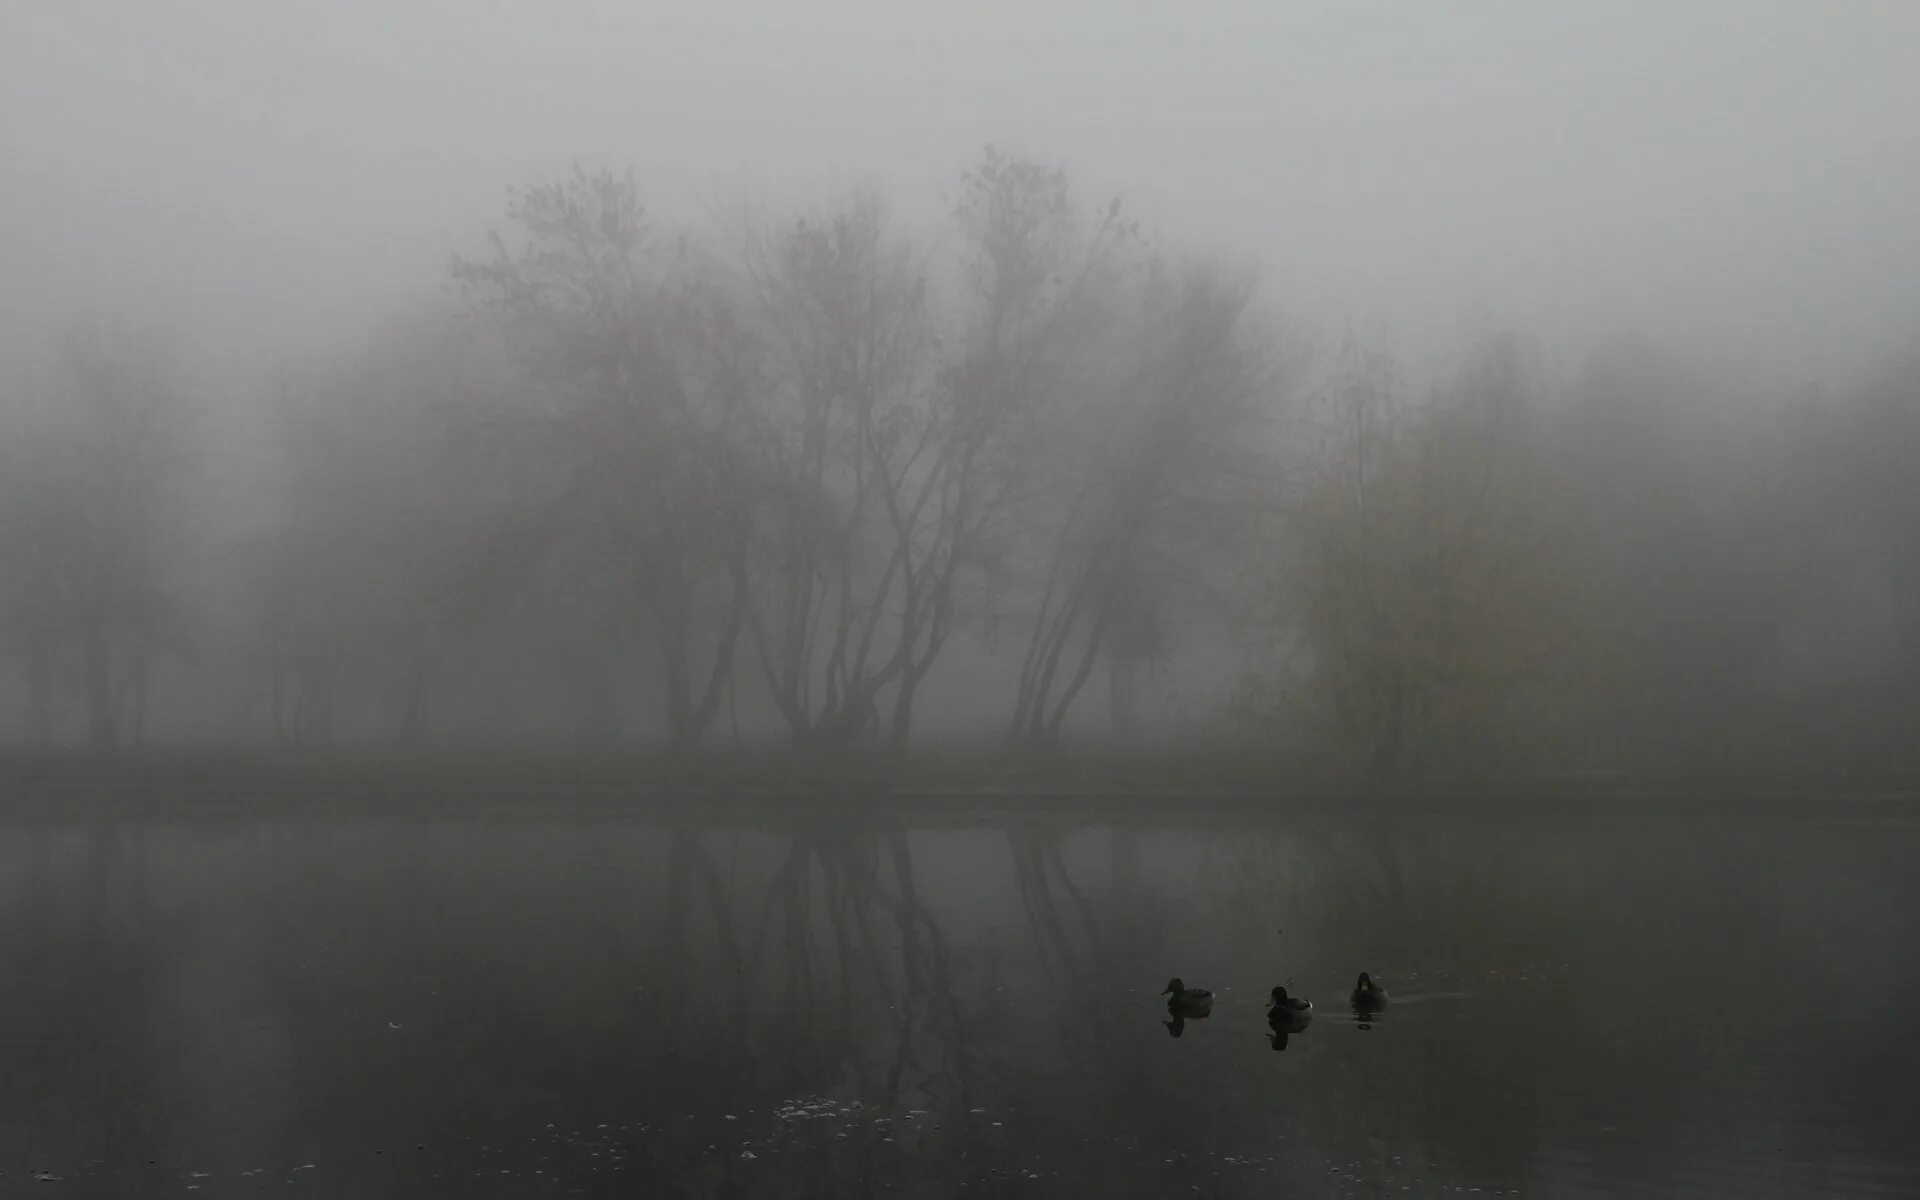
1355,972,1374,993
1163,978,1186,996
1268,986,1290,1006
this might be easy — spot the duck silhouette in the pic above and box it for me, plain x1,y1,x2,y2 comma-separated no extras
1350,972,1388,1010
1162,978,1214,1019
1267,986,1312,1028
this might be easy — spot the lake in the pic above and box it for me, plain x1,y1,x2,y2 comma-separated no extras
2,802,1916,1196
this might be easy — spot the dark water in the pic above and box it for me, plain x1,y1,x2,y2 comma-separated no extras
2,804,1916,1197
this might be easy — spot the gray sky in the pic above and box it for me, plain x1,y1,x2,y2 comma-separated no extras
5,0,1918,391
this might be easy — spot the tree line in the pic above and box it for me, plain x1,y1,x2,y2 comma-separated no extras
3,148,1916,780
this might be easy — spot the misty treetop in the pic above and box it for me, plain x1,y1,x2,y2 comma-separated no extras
4,149,1918,781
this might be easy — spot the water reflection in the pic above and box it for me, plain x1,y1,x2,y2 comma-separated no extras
0,807,1915,1196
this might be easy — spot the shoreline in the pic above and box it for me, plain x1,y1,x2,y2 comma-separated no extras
0,751,1915,822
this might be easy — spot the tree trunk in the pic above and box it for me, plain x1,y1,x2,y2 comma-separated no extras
680,554,750,748
1109,657,1139,741
294,666,336,748
126,647,149,749
269,658,288,749
577,678,622,748
83,622,118,752
662,650,693,752
1041,612,1111,744
886,675,918,753
397,638,434,748
653,571,697,753
24,639,53,749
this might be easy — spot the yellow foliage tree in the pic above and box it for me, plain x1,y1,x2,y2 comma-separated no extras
1286,335,1570,775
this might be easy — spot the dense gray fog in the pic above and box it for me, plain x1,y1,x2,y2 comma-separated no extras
2,1,1918,778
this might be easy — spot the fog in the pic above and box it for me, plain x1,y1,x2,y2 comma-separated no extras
11,2,1919,378
8,11,1920,1194
3,0,1919,779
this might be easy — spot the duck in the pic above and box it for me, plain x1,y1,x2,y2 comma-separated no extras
1162,978,1214,1017
1267,986,1312,1026
1349,972,1388,1009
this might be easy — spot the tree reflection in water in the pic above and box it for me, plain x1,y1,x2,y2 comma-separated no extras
0,807,1914,1196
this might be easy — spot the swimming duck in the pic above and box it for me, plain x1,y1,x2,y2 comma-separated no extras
1162,978,1214,1017
1267,986,1312,1026
1349,972,1388,1008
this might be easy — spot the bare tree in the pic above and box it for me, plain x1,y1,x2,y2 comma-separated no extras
8,316,199,750
0,376,65,747
249,317,528,748
1008,258,1276,749
735,193,935,748
1837,340,1920,685
452,166,754,751
730,150,1136,752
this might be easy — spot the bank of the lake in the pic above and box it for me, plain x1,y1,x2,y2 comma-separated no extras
1,749,1917,822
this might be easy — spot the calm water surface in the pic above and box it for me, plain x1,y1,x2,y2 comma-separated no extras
1,803,1916,1197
